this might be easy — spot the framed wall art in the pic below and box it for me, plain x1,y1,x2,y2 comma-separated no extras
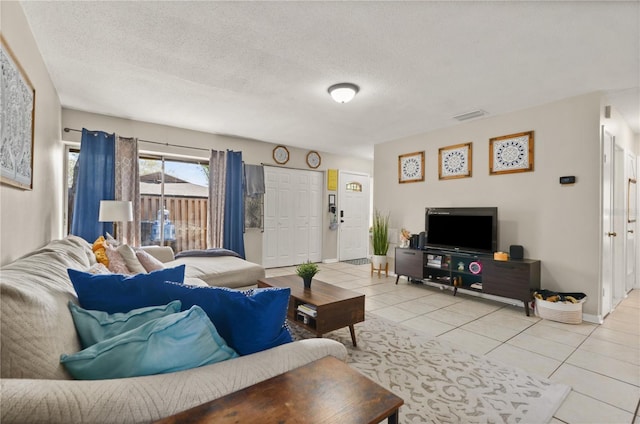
398,151,424,183
1,36,35,190
439,142,472,180
489,131,534,175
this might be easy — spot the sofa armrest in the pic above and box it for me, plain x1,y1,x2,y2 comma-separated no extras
139,245,175,263
1,339,347,424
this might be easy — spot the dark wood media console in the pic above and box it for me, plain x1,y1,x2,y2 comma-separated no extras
394,247,540,316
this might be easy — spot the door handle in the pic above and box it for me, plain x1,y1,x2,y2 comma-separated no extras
628,230,634,234
607,232,617,237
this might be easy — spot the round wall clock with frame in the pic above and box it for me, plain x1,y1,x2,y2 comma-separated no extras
306,151,321,169
273,145,290,165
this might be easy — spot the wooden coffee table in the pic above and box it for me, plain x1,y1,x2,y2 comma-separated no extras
155,356,403,424
257,275,365,347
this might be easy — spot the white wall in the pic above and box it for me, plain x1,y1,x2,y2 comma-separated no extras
375,92,608,316
61,109,373,264
0,2,63,265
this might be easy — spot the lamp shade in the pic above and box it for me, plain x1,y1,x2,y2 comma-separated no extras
99,200,133,222
328,83,359,103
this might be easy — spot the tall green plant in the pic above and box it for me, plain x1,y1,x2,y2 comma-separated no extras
372,209,390,255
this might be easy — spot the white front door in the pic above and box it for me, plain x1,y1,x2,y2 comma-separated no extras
338,171,371,261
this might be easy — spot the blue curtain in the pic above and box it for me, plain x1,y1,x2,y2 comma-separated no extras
71,129,116,242
223,150,246,259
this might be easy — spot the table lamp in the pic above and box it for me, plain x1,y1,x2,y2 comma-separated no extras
98,200,133,241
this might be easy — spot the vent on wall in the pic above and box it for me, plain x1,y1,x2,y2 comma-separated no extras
453,110,487,121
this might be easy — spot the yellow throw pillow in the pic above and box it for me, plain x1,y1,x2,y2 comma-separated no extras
92,236,109,267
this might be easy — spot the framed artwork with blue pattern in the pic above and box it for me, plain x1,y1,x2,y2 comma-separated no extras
439,142,472,180
489,131,534,175
398,151,424,183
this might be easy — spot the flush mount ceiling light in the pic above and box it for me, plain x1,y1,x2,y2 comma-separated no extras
328,83,359,103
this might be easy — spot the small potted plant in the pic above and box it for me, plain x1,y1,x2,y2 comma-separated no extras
371,209,390,270
296,261,319,289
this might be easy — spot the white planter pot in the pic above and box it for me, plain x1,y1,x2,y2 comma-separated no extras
371,254,388,269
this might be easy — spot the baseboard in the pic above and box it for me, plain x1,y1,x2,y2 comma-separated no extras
581,313,601,324
322,258,338,263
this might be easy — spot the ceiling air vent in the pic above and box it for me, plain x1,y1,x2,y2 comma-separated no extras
453,110,487,121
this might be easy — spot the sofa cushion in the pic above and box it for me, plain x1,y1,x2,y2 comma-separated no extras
166,255,265,288
69,300,183,348
1,235,95,379
70,275,292,356
60,306,238,380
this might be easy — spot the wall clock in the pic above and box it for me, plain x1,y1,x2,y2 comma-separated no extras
398,151,425,183
272,145,289,165
306,151,321,169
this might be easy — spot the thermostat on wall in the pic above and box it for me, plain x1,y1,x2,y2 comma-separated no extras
559,176,576,185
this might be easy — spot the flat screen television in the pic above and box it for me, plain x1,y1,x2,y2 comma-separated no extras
425,207,498,254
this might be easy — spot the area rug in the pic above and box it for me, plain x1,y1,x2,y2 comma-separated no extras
341,257,370,265
288,313,571,424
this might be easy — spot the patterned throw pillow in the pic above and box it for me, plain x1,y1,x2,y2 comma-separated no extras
105,243,131,274
135,249,166,273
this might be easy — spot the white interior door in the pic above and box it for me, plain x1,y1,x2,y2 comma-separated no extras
263,167,322,268
338,171,371,261
613,145,626,308
308,172,323,262
625,153,637,294
601,127,614,318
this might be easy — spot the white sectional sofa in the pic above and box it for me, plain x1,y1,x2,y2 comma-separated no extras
0,236,347,423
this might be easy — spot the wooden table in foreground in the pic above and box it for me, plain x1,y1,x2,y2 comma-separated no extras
257,275,365,347
155,356,403,424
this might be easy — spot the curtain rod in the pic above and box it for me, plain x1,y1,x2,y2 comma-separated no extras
63,127,210,153
261,163,324,173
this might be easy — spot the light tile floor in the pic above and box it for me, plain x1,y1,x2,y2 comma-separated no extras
266,261,640,424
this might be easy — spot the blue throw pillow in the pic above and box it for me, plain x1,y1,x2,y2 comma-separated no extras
69,272,292,355
60,306,238,380
68,265,186,314
69,300,182,348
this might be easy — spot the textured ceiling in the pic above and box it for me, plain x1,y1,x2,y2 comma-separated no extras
20,1,640,159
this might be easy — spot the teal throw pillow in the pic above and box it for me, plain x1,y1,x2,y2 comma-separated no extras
60,306,238,380
69,300,182,348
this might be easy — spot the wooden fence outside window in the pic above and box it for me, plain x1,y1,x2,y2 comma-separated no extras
140,195,208,253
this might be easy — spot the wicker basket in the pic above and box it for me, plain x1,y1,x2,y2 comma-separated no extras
535,297,586,324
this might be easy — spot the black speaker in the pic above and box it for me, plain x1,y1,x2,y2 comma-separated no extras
418,232,426,249
509,245,524,260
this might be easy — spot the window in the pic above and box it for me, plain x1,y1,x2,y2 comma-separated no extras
345,182,362,192
66,148,209,253
139,155,209,252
